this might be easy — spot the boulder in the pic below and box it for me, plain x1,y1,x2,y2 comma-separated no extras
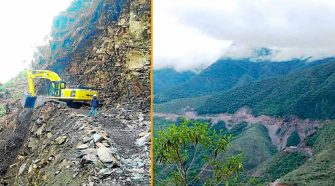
36,125,45,137
81,154,98,165
55,135,67,145
28,138,38,150
36,118,43,126
76,144,89,150
136,132,150,146
93,134,103,143
97,147,117,164
46,132,53,139
99,168,113,176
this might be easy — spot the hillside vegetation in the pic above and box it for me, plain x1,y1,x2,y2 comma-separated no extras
225,124,277,170
153,68,195,95
254,151,309,183
154,59,306,103
154,96,209,113
280,122,335,185
198,61,335,119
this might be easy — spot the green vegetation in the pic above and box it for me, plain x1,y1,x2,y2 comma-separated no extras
154,119,243,185
4,70,27,101
154,96,210,114
0,104,6,118
155,59,306,103
286,131,301,147
153,68,195,95
305,122,335,153
225,124,277,170
198,62,335,119
254,151,308,183
153,117,175,135
0,84,5,92
228,122,248,136
211,121,228,133
280,122,335,185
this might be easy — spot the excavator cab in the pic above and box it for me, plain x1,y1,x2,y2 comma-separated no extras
48,81,66,97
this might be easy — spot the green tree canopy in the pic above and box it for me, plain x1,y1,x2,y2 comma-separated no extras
154,118,244,185
286,131,301,147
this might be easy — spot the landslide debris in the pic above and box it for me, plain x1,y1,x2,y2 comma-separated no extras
0,0,151,185
1,101,150,185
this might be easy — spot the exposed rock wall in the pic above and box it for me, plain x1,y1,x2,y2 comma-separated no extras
33,0,151,111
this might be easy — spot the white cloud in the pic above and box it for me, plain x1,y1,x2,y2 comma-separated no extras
0,0,72,83
153,0,232,71
154,0,335,70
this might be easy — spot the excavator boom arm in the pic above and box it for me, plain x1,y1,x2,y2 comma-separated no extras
27,70,62,96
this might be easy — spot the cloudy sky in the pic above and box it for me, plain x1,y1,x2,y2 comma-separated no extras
0,0,71,83
154,0,335,71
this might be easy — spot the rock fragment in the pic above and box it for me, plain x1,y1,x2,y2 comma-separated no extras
136,132,150,146
97,147,117,164
76,144,89,150
81,154,98,165
18,163,27,175
55,135,67,145
98,168,112,176
93,134,103,143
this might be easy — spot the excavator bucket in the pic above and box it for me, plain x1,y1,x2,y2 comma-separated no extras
24,94,37,108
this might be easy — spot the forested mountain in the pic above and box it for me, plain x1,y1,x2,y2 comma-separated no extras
197,61,335,119
153,68,195,94
154,59,308,103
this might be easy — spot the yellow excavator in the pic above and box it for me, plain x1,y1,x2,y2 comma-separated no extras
24,70,97,108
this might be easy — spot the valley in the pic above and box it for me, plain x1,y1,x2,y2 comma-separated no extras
153,56,335,185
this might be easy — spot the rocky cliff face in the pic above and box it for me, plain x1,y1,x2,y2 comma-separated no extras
0,0,151,185
34,0,151,110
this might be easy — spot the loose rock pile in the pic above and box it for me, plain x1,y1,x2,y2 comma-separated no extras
0,101,150,185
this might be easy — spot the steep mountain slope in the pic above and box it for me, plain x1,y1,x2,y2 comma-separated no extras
279,122,335,185
223,124,277,170
197,61,335,119
154,59,307,103
153,68,195,95
33,0,150,109
0,0,150,185
253,150,309,183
